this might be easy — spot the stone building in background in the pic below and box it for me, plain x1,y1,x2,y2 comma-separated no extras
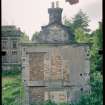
2,25,22,70
21,2,90,105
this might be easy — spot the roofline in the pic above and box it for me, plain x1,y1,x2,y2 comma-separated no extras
20,42,90,47
41,22,71,29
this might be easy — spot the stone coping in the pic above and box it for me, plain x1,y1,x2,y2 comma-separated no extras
20,42,90,47
24,80,89,87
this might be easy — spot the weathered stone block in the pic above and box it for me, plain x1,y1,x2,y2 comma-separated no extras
29,53,45,81
29,87,45,103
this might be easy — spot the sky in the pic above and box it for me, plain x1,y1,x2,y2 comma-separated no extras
2,0,102,39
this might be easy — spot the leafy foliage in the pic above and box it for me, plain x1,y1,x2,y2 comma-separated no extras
63,10,103,105
31,32,40,42
90,22,103,73
75,27,90,43
64,10,91,43
72,10,90,33
2,69,21,77
43,100,57,105
2,71,24,105
73,71,103,105
64,10,90,33
20,32,31,43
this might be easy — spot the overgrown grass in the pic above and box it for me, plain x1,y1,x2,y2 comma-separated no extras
2,70,24,105
2,70,102,105
31,100,71,105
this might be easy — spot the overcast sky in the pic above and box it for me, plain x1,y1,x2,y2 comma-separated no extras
2,0,102,39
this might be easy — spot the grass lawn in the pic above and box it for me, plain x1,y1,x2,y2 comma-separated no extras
2,71,69,105
2,70,24,105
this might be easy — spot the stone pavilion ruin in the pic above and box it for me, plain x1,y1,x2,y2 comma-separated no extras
21,2,90,105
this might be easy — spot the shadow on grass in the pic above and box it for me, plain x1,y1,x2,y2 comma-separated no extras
2,70,21,77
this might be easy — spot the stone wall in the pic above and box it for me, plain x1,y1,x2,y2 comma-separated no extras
21,44,90,104
29,87,45,103
29,53,45,81
51,48,63,80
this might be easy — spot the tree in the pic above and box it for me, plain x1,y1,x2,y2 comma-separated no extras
93,22,103,50
64,11,103,104
20,32,30,43
64,10,90,33
90,22,103,73
31,32,40,42
75,27,90,43
64,10,91,43
72,10,90,33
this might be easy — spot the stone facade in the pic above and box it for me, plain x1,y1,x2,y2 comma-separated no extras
29,87,45,103
2,25,22,70
29,53,45,81
21,3,90,105
21,44,90,104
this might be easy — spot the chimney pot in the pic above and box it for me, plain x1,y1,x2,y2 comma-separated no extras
56,1,59,8
51,2,55,8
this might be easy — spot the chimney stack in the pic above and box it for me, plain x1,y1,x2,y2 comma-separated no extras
48,1,63,24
